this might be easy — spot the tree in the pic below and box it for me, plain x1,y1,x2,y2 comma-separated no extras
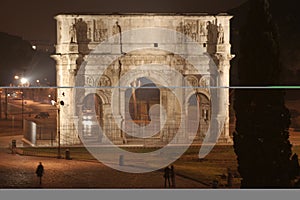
0,32,34,86
233,0,297,187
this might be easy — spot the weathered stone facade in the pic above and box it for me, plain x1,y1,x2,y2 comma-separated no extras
52,14,233,145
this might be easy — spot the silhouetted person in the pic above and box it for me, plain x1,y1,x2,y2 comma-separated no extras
164,166,171,188
36,162,44,185
170,165,176,188
227,168,233,188
212,179,219,188
291,153,300,178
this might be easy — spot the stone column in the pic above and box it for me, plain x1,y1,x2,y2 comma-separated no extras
52,48,81,145
118,88,126,144
215,52,233,143
160,88,168,142
111,59,125,144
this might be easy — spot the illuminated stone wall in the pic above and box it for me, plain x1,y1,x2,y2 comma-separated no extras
52,14,233,145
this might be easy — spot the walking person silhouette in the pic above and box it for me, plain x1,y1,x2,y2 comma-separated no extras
164,166,171,188
36,162,44,185
170,165,176,188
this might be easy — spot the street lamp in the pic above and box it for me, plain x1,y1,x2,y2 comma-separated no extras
21,91,24,129
52,99,64,159
0,89,2,119
20,78,28,86
19,77,29,129
4,89,8,120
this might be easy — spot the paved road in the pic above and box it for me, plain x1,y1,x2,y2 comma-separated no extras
0,120,208,189
0,148,207,189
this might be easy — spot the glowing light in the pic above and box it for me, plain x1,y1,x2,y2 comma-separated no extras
51,100,56,106
20,78,28,85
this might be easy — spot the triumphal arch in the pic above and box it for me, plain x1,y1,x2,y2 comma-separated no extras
52,13,233,146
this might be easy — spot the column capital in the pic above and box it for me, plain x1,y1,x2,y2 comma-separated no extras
212,53,234,73
51,53,81,65
214,53,235,62
68,69,78,76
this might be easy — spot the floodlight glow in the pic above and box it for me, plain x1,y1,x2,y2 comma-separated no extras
20,78,28,84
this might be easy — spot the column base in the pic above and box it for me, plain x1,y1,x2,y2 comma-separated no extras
217,135,233,144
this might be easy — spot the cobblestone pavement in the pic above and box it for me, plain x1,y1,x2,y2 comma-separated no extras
0,119,207,189
0,148,207,189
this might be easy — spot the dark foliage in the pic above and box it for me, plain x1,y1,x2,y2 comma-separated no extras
233,0,298,187
229,0,300,86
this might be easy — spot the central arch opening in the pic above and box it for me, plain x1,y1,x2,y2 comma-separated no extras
125,77,160,128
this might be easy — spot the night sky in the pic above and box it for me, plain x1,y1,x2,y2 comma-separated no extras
0,0,246,44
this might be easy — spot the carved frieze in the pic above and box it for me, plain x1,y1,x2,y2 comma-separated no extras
98,75,112,87
176,20,210,43
94,19,108,42
184,20,198,41
176,22,184,42
198,21,207,36
199,75,212,94
185,75,199,87
199,76,210,87
86,76,95,86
